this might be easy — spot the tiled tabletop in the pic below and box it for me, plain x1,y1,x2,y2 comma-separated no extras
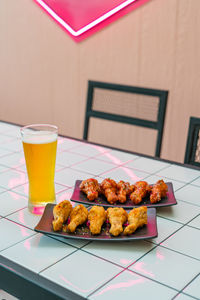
0,122,200,300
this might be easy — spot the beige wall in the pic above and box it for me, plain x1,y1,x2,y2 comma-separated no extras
0,0,200,162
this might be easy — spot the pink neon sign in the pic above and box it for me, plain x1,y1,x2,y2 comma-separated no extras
34,0,150,41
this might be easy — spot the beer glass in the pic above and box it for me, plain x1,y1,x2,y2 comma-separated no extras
21,124,58,214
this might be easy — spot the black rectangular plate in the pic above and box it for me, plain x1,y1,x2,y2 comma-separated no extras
70,180,177,208
34,204,158,241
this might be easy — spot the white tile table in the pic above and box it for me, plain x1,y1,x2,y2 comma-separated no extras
0,121,200,300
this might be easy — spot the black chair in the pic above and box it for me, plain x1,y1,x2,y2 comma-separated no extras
83,81,168,157
184,117,200,167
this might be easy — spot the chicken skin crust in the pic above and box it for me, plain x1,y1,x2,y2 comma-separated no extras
100,178,118,204
68,204,88,233
88,206,107,235
80,178,101,201
124,206,147,235
130,181,150,204
117,180,134,203
150,180,168,203
107,207,128,236
52,200,72,231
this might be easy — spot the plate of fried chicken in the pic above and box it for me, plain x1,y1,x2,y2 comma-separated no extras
70,178,177,208
34,200,158,241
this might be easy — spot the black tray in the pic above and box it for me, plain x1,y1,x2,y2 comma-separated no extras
34,204,158,241
70,180,177,208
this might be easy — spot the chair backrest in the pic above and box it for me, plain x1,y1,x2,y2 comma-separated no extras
184,117,200,167
83,81,168,157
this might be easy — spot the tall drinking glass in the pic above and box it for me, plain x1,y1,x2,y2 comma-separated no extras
21,124,58,214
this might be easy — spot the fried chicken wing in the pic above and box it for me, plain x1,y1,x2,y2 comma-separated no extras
107,207,128,236
130,181,151,204
80,178,101,201
68,204,88,233
100,178,118,204
124,206,147,235
150,179,168,203
117,180,134,203
52,200,72,231
88,206,107,235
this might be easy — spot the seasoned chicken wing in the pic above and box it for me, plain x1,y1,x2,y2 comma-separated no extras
80,178,101,201
68,204,88,233
52,200,72,231
130,181,151,204
124,206,147,235
100,178,118,204
117,180,134,203
88,206,107,235
150,179,168,203
107,207,128,236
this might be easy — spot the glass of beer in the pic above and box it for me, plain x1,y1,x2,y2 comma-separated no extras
21,124,58,214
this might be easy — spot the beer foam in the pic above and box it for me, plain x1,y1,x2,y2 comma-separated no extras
22,131,57,144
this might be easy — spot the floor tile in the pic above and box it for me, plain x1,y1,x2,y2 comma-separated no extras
100,166,149,183
150,216,182,244
56,151,88,167
143,174,186,191
161,225,200,260
0,169,27,190
89,270,176,300
2,139,23,152
0,148,13,158
175,185,200,207
190,176,200,186
95,150,138,165
156,201,200,224
58,137,83,151
0,186,6,194
156,165,200,183
174,293,197,300
0,153,25,168
1,127,21,139
124,157,170,174
0,164,10,173
0,191,27,216
70,144,110,157
55,168,91,187
50,235,89,249
72,159,116,176
0,218,34,251
183,274,200,299
83,240,155,267
56,188,73,203
6,207,42,230
129,246,200,290
41,250,121,297
1,234,76,273
187,215,200,230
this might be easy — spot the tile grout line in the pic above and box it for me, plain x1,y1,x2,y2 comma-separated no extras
172,272,200,300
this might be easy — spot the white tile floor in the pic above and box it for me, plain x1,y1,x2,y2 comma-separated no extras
0,122,199,300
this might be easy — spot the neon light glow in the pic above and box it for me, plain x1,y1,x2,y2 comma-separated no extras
35,0,139,37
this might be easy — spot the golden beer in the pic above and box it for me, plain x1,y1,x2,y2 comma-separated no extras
21,125,58,214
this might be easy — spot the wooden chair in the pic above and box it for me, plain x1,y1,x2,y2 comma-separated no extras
83,81,168,157
184,117,200,167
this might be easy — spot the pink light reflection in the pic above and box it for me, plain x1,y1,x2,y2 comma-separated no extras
24,239,31,251
96,276,145,296
156,249,165,261
36,0,138,37
8,173,26,189
60,275,103,293
120,258,132,265
134,262,154,278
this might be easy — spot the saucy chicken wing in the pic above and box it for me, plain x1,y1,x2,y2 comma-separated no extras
150,179,168,203
68,204,88,233
130,181,150,204
52,200,72,231
117,180,134,203
100,178,118,204
80,178,101,201
107,207,128,236
124,206,147,235
88,206,107,235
